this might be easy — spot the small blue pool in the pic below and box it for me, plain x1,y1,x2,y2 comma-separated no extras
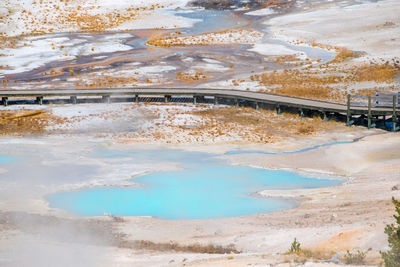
47,149,341,220
0,154,15,164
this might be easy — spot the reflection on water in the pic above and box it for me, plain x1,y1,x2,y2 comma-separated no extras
173,9,247,35
261,27,336,64
48,148,341,220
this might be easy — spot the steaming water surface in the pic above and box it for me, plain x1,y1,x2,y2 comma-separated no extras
47,149,341,220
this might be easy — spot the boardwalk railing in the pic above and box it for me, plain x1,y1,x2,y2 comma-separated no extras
348,92,399,131
0,88,399,131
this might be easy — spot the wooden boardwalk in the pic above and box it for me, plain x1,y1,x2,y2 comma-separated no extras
0,88,398,130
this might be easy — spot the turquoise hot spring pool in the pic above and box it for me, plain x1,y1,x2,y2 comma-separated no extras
46,148,342,220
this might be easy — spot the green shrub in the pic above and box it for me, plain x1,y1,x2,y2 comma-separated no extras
288,238,301,254
344,250,366,265
381,197,400,266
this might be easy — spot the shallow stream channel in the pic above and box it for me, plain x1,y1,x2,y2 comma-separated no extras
3,3,335,90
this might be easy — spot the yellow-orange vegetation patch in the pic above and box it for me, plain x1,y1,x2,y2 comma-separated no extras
2,0,167,36
45,103,351,145
176,71,209,83
188,106,344,143
0,36,25,50
254,70,347,102
147,29,263,47
0,110,61,136
74,75,138,89
272,55,309,67
63,7,142,33
331,48,362,63
262,0,294,7
351,64,398,82
309,42,361,63
252,60,399,102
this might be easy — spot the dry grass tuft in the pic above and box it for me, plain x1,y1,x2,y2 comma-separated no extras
189,106,343,143
272,55,307,66
120,240,240,254
147,29,262,47
285,249,335,264
115,104,344,145
0,36,24,50
309,43,361,63
285,239,335,264
262,0,294,7
23,103,350,145
253,59,399,102
296,123,315,135
0,110,59,136
195,107,261,126
332,48,362,63
256,70,346,102
74,75,138,89
176,71,209,83
2,1,166,35
351,64,398,82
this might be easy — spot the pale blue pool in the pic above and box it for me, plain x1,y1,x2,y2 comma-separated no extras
47,148,341,220
0,154,15,164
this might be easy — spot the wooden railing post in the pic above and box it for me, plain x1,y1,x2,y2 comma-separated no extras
2,97,8,107
393,95,398,132
102,95,110,103
276,104,281,114
36,96,43,105
322,111,328,121
299,108,304,118
367,96,372,129
346,94,351,126
70,96,77,104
